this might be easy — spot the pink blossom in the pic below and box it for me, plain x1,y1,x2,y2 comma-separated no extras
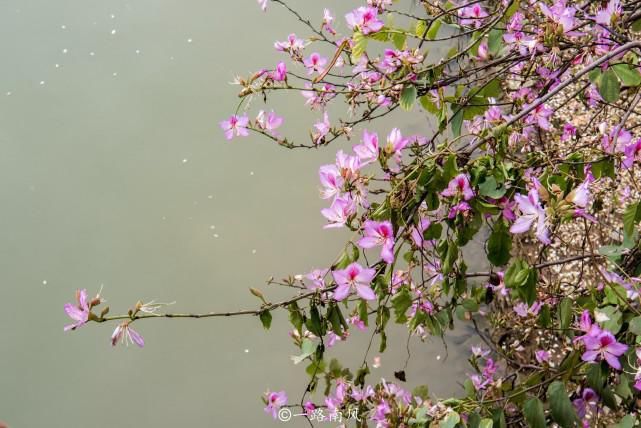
538,0,577,34
458,4,489,28
220,114,249,140
623,139,641,169
358,220,395,264
305,268,329,290
274,34,304,53
595,0,622,26
64,289,91,331
264,390,287,419
255,110,283,136
535,350,550,363
257,0,267,11
353,129,379,164
582,330,627,370
383,128,409,156
448,201,471,219
561,123,577,141
345,7,384,35
303,52,327,75
322,9,336,35
441,174,475,201
510,189,550,244
319,164,344,200
321,194,355,229
271,61,287,81
111,322,144,347
332,262,377,301
335,150,361,180
525,103,553,130
312,112,331,144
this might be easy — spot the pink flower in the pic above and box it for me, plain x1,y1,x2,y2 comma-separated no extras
535,350,550,364
383,128,409,155
623,139,641,169
345,7,384,35
510,189,550,244
332,262,377,301
319,164,344,200
448,201,471,219
305,268,329,290
353,129,379,164
458,4,488,28
303,52,327,75
525,103,553,130
561,123,577,141
441,174,475,201
322,9,336,35
264,390,287,419
255,110,283,136
595,0,622,26
257,0,267,11
601,124,631,154
220,114,249,140
64,289,91,331
271,61,287,81
274,34,304,53
312,112,331,144
358,220,395,264
581,330,627,370
538,0,577,34
111,322,144,347
321,194,355,229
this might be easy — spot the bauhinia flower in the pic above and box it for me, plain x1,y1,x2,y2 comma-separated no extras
255,110,283,136
321,194,355,229
270,61,287,81
595,0,622,26
581,330,627,370
441,174,475,201
111,321,144,347
303,52,327,75
257,0,267,12
264,390,287,419
345,7,384,35
357,220,395,264
332,262,377,301
64,289,91,331
538,0,577,34
510,188,550,244
220,114,249,140
353,129,379,164
319,164,344,200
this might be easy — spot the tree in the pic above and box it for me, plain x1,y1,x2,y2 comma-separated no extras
65,0,641,425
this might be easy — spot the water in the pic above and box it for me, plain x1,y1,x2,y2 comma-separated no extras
0,1,483,426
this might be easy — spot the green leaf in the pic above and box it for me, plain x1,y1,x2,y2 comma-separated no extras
598,69,621,103
392,288,413,323
400,85,417,111
487,220,512,266
613,64,641,87
392,32,406,50
479,419,493,428
291,338,318,364
415,20,427,38
259,310,272,330
450,106,464,137
505,259,529,288
488,29,503,56
306,305,324,336
523,397,546,428
613,414,636,428
351,31,367,60
558,298,573,331
596,305,623,334
623,202,640,240
629,316,641,335
426,19,442,40
288,302,303,333
547,381,579,428
478,176,506,198
632,18,641,32
441,412,460,428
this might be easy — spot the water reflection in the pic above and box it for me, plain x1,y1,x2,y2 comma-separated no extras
0,1,482,426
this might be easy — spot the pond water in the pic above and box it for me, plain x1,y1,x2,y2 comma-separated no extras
0,1,484,426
